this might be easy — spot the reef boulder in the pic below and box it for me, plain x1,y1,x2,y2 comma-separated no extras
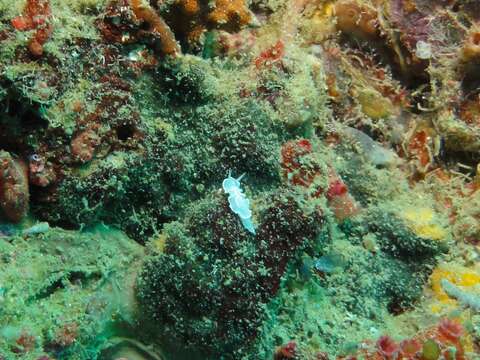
0,151,29,222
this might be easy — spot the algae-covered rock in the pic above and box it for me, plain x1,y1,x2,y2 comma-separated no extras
366,209,447,259
38,152,171,242
436,110,480,152
136,192,323,357
0,225,143,359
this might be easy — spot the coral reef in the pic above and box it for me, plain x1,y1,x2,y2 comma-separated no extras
0,0,479,359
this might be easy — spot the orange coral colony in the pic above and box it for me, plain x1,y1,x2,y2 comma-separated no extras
130,0,180,56
167,0,254,46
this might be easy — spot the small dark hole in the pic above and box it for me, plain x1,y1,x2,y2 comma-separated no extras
21,109,46,127
439,150,480,177
461,65,480,99
140,21,151,31
387,299,407,315
116,123,136,141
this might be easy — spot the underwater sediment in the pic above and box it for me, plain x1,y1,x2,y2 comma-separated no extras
0,0,480,359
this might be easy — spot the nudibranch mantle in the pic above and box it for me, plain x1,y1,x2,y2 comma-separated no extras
222,172,256,235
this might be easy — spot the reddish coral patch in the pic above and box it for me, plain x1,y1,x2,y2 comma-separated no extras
11,0,52,56
274,341,297,360
399,338,422,358
437,318,463,343
376,335,399,358
255,40,285,69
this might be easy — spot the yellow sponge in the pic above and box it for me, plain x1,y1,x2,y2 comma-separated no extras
402,208,447,241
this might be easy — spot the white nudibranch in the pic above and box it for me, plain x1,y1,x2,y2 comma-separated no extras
222,172,256,235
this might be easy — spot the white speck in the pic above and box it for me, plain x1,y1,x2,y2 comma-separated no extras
416,40,432,60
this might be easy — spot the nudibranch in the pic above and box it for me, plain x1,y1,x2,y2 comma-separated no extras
222,171,256,235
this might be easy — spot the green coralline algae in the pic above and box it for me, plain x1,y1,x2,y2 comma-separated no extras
0,225,143,359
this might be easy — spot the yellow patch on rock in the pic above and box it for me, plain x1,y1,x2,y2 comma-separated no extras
402,208,447,241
